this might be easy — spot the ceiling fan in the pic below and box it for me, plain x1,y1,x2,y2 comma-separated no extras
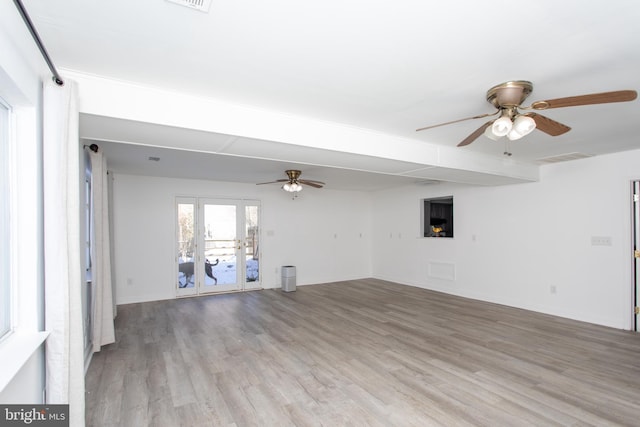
416,81,637,147
256,170,325,193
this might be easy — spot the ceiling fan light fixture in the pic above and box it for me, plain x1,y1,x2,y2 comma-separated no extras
283,182,303,192
483,125,501,140
512,114,536,136
507,128,525,141
491,116,512,137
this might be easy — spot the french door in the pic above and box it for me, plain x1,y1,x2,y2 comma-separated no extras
176,197,260,297
633,182,640,331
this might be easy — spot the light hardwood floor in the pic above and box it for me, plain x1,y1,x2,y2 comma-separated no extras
85,279,640,426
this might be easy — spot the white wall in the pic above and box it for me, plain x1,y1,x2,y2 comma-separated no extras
372,149,640,329
0,350,45,403
112,173,372,304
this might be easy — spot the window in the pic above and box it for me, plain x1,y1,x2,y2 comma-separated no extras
422,196,454,238
84,172,92,279
0,97,11,339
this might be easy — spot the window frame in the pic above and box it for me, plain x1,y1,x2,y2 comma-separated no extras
0,96,13,341
0,16,49,396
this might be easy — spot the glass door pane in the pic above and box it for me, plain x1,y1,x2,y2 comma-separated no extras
244,203,260,289
201,201,241,293
176,199,197,297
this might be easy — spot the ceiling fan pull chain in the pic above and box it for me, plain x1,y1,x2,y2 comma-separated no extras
503,140,512,157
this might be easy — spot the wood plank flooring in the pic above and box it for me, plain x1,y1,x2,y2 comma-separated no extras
85,279,640,426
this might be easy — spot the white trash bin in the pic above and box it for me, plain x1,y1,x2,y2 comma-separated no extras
281,265,296,292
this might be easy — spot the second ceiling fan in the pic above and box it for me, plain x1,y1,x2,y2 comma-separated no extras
416,81,637,147
256,170,325,193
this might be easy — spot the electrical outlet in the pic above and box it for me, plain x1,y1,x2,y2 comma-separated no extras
591,236,612,246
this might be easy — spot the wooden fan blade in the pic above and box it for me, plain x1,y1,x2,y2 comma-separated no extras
299,179,324,188
256,179,288,185
457,121,493,147
416,111,499,132
531,90,637,110
524,113,571,136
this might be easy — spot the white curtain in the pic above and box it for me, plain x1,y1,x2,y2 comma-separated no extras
43,79,85,426
88,150,115,351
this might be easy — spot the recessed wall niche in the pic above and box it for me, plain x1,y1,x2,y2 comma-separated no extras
422,196,454,238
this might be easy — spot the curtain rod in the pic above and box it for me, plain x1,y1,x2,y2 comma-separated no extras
13,0,64,86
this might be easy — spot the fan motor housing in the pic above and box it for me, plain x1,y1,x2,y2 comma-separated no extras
486,80,533,108
285,170,301,181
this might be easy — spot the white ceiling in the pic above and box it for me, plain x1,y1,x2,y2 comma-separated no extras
25,0,640,190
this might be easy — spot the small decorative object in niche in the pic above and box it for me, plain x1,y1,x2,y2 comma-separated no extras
422,196,454,238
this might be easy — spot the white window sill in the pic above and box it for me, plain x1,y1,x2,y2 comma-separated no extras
0,331,49,392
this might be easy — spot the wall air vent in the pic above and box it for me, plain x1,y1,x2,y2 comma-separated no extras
536,152,594,164
165,0,212,13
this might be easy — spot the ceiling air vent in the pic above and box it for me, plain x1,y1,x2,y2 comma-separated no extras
165,0,212,13
536,152,594,164
415,179,440,186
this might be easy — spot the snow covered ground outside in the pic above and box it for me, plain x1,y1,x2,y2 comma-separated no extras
178,256,259,288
